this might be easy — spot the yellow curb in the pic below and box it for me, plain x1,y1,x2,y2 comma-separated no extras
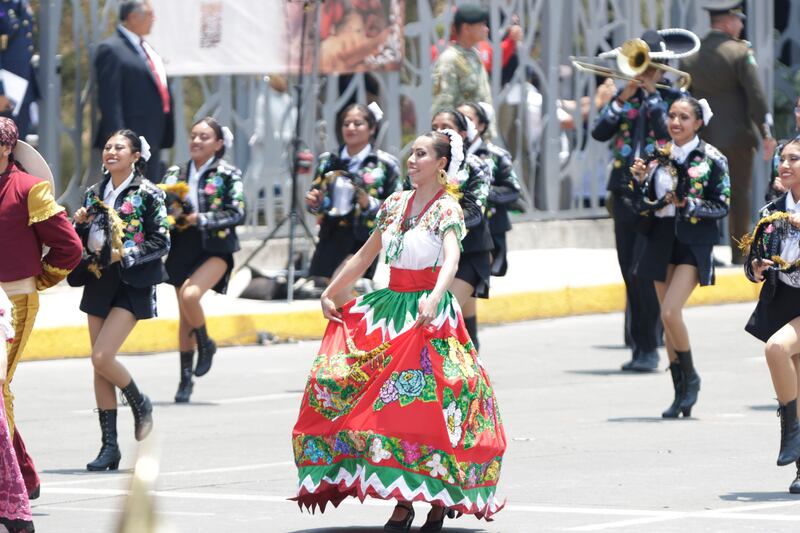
22,271,761,361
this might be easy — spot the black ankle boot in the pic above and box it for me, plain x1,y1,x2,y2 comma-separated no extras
662,362,685,418
464,316,479,352
86,409,121,471
121,380,153,441
676,349,700,416
192,324,216,377
791,459,800,494
175,350,194,403
777,399,800,466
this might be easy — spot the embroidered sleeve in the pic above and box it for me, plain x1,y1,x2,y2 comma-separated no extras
198,166,246,231
488,148,521,205
31,191,83,289
435,198,465,244
683,152,730,221
27,181,64,225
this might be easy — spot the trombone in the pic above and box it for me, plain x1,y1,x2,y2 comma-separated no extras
571,38,692,91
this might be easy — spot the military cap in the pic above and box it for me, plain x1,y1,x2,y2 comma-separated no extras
703,0,746,20
454,3,489,25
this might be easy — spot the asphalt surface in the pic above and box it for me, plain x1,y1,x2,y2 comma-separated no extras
16,302,800,532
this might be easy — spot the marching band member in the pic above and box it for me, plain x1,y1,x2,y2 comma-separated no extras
743,137,800,493
0,117,82,500
430,108,492,352
457,101,522,277
629,96,730,418
162,117,245,402
71,130,168,471
305,103,401,304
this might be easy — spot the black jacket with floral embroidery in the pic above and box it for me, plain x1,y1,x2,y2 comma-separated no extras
632,140,731,245
308,146,402,242
74,173,170,288
162,158,245,254
470,140,521,234
744,193,787,302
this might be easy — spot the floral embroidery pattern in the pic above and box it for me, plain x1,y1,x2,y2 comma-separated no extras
373,346,438,411
293,430,503,488
609,97,670,169
375,191,465,253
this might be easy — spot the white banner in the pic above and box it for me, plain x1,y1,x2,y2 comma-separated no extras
148,0,288,76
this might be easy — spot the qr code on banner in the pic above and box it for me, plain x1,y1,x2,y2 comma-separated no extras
200,2,223,48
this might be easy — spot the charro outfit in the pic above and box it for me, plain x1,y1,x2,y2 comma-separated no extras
292,190,506,519
681,29,771,263
0,157,82,500
72,171,170,319
467,138,521,276
0,288,33,532
632,137,731,287
592,86,679,364
162,158,245,294
308,145,401,279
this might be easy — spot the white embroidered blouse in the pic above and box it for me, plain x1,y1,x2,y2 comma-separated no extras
375,190,466,270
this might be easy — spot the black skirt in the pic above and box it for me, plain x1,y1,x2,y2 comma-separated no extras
490,231,509,277
635,217,715,287
80,263,157,320
165,227,234,294
456,250,491,299
745,281,800,342
309,217,377,280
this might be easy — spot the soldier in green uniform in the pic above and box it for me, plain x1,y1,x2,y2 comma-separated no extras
431,3,494,138
680,0,776,264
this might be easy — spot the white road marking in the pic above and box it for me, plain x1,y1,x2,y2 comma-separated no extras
44,461,294,486
32,504,213,517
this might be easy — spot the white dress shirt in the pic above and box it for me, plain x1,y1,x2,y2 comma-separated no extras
88,172,135,253
779,191,800,288
331,144,372,216
188,157,216,212
117,25,168,89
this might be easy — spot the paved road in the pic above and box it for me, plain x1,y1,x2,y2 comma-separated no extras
16,302,800,532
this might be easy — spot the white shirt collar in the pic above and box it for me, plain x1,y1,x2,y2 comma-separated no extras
117,24,146,56
340,144,372,173
672,136,700,164
787,190,800,213
190,157,216,178
103,171,136,205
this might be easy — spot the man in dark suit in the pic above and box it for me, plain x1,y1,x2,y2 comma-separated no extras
681,0,776,264
0,1,38,139
94,0,174,182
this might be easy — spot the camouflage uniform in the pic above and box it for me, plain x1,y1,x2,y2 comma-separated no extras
431,44,495,138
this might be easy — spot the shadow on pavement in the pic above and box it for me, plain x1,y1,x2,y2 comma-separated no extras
151,400,217,407
40,467,133,475
566,369,651,377
607,416,699,423
285,528,487,533
749,404,777,412
719,491,800,502
592,344,629,351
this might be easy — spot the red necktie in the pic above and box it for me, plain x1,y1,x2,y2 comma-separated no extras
140,40,171,114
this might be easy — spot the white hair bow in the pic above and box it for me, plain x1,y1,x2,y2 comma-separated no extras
697,98,713,125
221,126,234,150
367,101,384,123
139,136,151,161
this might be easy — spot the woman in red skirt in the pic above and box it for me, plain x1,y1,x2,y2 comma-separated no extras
292,129,506,532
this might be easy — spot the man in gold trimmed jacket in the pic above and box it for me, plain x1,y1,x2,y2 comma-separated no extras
0,117,82,499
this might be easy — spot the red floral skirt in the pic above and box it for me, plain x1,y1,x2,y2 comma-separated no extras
291,268,506,520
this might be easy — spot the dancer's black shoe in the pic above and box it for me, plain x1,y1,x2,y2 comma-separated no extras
86,409,121,471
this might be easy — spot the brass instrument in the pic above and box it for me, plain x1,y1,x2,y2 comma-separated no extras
571,37,693,91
